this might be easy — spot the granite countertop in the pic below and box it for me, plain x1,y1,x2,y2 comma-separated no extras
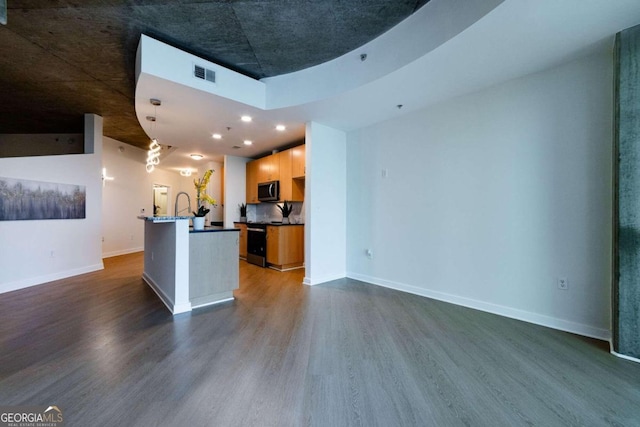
138,215,191,222
189,226,240,233
233,221,304,226
138,216,238,232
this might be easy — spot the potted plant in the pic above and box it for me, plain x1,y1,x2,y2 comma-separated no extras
192,205,210,230
239,203,247,222
277,200,293,224
192,169,216,230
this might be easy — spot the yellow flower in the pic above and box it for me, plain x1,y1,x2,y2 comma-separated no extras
194,169,217,208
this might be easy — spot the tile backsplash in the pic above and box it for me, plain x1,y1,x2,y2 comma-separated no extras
246,202,304,223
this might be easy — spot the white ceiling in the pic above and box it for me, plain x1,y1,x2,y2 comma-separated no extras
135,0,640,174
136,74,306,167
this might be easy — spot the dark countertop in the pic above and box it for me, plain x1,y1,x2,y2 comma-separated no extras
138,215,191,222
189,226,240,233
233,221,304,227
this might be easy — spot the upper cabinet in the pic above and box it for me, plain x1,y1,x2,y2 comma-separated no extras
279,149,293,202
246,160,259,204
246,143,305,204
291,144,305,178
256,154,280,183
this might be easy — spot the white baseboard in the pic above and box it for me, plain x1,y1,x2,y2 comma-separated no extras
142,273,192,315
303,272,346,286
191,295,234,310
269,265,304,272
102,247,143,258
346,272,611,342
611,349,640,364
0,263,105,294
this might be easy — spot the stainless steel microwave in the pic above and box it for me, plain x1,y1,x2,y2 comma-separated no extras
258,181,279,202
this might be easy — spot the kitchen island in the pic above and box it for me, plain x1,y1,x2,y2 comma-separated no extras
139,216,239,314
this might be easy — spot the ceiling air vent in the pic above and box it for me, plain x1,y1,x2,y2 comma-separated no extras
232,146,242,149
194,64,215,83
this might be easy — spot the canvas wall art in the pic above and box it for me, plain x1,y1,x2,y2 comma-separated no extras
0,177,86,220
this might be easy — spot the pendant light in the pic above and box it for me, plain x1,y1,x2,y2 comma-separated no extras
146,99,162,173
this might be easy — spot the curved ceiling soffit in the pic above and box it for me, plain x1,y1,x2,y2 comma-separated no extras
261,0,504,110
134,0,503,133
275,0,640,132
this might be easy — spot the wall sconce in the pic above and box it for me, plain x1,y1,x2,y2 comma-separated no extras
102,167,114,186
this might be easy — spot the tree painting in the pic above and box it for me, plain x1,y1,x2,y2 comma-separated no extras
0,177,86,220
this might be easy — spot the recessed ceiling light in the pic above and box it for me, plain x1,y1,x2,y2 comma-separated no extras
212,133,222,139
190,154,204,160
243,140,252,146
241,115,252,122
275,124,286,131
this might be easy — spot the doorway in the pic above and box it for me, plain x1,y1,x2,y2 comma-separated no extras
153,184,170,216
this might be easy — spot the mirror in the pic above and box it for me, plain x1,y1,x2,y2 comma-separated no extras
153,184,170,216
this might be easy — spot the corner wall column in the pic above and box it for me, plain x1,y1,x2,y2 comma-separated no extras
303,122,347,285
614,24,640,360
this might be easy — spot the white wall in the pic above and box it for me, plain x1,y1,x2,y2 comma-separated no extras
0,115,104,293
223,156,249,228
305,122,347,285
205,161,224,223
346,48,614,339
101,137,194,257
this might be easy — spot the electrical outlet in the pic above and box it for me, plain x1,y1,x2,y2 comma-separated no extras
50,250,55,258
381,169,388,179
366,249,373,259
558,277,568,290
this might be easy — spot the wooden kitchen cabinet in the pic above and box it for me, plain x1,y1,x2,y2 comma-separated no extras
256,153,280,183
266,225,304,270
246,144,305,204
266,225,280,265
290,145,305,201
255,157,267,183
268,153,280,181
291,144,305,178
291,176,304,202
278,146,305,202
234,223,247,258
246,160,259,204
279,149,293,201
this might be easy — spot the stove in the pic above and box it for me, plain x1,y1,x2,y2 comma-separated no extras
246,223,267,267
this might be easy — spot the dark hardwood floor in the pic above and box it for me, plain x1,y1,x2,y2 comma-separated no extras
1,253,639,426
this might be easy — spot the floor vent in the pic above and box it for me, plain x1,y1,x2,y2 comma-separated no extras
232,145,241,149
194,64,215,83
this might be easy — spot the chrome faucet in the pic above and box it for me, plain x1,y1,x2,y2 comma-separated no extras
175,191,192,216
